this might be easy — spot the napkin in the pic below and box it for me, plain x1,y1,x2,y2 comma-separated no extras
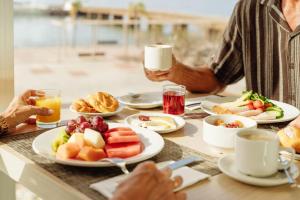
90,164,210,199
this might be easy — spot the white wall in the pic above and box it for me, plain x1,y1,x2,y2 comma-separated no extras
0,0,14,111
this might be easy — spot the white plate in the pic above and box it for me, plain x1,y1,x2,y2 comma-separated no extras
32,123,165,167
125,113,186,134
69,104,124,118
201,99,300,124
218,154,299,187
118,92,162,109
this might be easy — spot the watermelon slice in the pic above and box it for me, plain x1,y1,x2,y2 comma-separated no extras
105,142,142,158
104,131,136,138
107,135,140,144
106,127,132,133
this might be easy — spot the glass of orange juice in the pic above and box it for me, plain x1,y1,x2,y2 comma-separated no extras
36,89,61,128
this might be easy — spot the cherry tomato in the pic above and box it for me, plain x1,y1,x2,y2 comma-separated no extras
247,103,255,110
253,100,264,109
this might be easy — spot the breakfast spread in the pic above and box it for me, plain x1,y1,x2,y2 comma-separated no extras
214,119,244,128
277,126,300,154
133,115,177,131
72,92,119,113
52,116,142,161
212,91,284,120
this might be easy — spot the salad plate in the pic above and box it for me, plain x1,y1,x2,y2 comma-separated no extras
32,123,165,167
118,92,162,109
201,91,300,124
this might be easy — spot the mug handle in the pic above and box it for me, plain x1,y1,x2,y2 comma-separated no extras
278,147,295,170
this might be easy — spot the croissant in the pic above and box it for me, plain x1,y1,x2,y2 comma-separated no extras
72,99,98,113
86,92,119,113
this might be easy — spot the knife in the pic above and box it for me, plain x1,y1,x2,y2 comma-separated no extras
167,156,203,170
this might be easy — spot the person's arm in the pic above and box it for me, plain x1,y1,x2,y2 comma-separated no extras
144,1,244,93
145,61,223,93
0,90,52,134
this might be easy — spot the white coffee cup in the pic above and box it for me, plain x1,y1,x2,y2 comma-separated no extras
144,44,172,71
236,129,295,177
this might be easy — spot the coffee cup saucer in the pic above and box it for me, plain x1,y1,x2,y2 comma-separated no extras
218,154,299,187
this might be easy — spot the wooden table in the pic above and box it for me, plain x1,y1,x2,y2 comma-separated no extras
1,101,300,200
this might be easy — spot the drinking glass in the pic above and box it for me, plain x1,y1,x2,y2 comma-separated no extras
163,84,186,115
36,89,61,128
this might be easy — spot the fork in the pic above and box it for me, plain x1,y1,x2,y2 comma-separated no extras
101,158,130,174
185,102,202,111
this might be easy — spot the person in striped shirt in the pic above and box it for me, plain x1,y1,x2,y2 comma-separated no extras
145,0,300,123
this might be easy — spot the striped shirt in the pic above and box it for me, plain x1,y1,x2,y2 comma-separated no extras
211,0,300,108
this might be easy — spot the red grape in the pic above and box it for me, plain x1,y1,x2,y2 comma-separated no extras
67,119,77,127
91,116,104,126
65,126,76,135
79,121,91,132
76,116,87,124
97,122,109,133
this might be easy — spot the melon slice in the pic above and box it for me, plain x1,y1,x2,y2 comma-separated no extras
84,128,105,149
68,133,85,148
56,143,80,160
77,146,106,161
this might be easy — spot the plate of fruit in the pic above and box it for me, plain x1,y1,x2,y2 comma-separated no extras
201,91,300,124
32,116,165,167
70,92,123,117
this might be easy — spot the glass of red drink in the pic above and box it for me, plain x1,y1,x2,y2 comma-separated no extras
163,84,186,115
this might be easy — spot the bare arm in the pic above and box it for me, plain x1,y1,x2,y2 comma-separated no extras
144,59,224,93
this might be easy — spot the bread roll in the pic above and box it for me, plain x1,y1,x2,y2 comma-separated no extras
278,126,300,153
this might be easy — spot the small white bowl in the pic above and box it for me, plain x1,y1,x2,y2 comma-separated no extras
203,115,257,149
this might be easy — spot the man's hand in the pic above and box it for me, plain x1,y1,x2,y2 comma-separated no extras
112,162,186,200
290,116,300,129
2,90,53,130
144,55,178,82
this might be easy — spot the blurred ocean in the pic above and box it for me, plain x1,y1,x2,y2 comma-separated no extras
14,0,237,47
14,0,237,17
